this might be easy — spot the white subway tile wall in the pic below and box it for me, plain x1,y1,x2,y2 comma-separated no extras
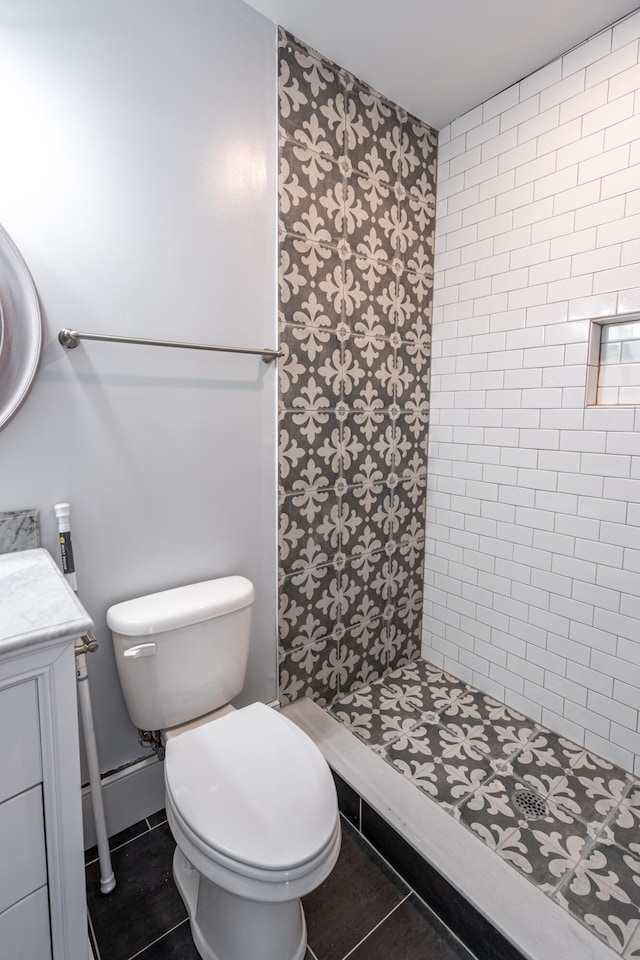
424,9,640,776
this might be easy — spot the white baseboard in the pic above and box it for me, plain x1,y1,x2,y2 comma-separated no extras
82,754,165,849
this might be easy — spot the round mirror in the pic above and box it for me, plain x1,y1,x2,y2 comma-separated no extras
0,223,42,431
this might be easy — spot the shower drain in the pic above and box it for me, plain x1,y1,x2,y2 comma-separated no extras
511,789,549,820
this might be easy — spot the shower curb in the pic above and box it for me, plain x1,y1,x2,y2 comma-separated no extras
282,698,616,960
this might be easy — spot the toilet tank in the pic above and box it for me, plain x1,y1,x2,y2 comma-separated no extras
107,576,254,731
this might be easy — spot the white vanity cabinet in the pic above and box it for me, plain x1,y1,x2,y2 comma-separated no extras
0,548,93,960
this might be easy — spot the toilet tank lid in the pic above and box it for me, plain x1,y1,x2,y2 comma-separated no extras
106,576,255,636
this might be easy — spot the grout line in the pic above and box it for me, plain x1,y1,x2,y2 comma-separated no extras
349,813,479,960
85,817,168,866
126,918,190,960
87,911,101,960
548,875,633,953
344,814,414,895
560,776,638,896
339,893,412,960
306,945,320,960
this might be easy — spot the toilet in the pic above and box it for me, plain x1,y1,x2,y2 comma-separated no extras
107,576,341,960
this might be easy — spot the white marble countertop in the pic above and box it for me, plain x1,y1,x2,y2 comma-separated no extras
0,548,93,655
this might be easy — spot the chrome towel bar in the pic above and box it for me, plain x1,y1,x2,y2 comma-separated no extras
58,328,283,364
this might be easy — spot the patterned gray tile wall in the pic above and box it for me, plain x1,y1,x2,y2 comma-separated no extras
277,29,437,706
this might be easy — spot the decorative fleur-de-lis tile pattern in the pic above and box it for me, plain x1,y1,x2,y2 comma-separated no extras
329,657,640,958
277,29,436,705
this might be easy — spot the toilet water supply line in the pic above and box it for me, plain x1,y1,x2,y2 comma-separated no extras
53,503,116,895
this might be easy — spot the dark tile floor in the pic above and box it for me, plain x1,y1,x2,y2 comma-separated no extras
86,809,476,960
329,657,640,958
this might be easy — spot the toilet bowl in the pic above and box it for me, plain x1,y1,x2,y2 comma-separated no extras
164,703,340,960
107,577,341,960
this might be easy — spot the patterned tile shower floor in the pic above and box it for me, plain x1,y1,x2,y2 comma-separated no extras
329,658,640,958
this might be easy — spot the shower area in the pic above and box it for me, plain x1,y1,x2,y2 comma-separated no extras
277,18,640,960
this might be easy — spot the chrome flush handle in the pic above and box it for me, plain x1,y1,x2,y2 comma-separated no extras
123,643,156,659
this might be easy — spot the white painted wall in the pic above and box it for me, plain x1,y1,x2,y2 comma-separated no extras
424,10,640,775
242,0,640,130
0,0,277,777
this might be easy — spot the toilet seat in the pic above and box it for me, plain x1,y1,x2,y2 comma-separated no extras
164,703,339,874
166,789,341,890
